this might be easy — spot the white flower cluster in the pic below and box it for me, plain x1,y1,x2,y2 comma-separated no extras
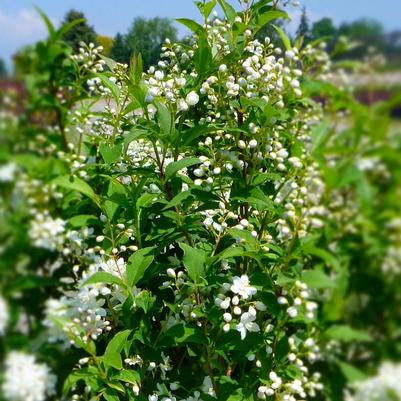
258,370,322,401
28,212,66,251
146,375,215,401
15,175,63,209
215,274,265,339
277,280,317,319
2,352,56,401
72,42,105,73
346,362,401,401
0,294,9,336
44,283,111,344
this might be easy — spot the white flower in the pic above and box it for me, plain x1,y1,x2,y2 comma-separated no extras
2,352,56,401
348,361,401,401
249,139,258,148
100,257,126,277
287,306,298,318
230,275,257,299
0,162,17,182
202,376,216,397
178,99,189,111
236,306,260,340
186,91,199,106
0,295,9,335
29,213,65,251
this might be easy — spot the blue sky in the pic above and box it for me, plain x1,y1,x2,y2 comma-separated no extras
1,0,400,68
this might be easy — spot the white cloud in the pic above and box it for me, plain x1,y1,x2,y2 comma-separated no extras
0,8,57,46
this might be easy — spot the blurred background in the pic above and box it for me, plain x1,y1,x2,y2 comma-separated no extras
1,0,400,113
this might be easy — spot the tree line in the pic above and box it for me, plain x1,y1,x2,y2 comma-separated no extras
0,7,400,78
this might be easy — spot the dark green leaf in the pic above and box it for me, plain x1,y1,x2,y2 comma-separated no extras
179,243,206,283
165,157,200,181
326,326,372,342
104,330,132,370
126,247,155,286
53,175,100,207
272,24,291,50
176,18,205,35
83,272,125,287
100,143,122,164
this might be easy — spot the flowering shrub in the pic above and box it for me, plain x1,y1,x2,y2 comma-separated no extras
1,1,401,401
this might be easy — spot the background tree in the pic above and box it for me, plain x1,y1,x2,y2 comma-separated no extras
0,58,7,77
125,17,178,69
110,33,130,64
310,17,337,52
311,17,337,40
338,18,385,58
96,35,114,57
296,7,311,42
61,10,97,51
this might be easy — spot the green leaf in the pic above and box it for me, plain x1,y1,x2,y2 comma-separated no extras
155,101,172,136
104,178,129,220
126,247,155,286
53,175,100,207
129,52,143,85
325,325,372,342
193,33,213,75
100,143,122,164
55,18,86,42
302,245,341,272
83,272,125,287
227,388,254,401
182,125,212,146
176,18,205,36
252,172,281,185
255,10,288,34
311,120,330,154
93,73,121,102
339,361,368,382
160,324,207,346
104,330,132,370
165,158,200,181
302,268,335,289
136,193,157,211
179,243,206,283
217,0,237,22
68,214,99,228
162,191,193,210
135,290,156,313
34,6,55,39
103,389,120,401
272,24,291,50
112,370,140,385
195,0,217,18
101,55,118,71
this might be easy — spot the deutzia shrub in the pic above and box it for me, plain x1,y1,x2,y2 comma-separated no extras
44,3,329,400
